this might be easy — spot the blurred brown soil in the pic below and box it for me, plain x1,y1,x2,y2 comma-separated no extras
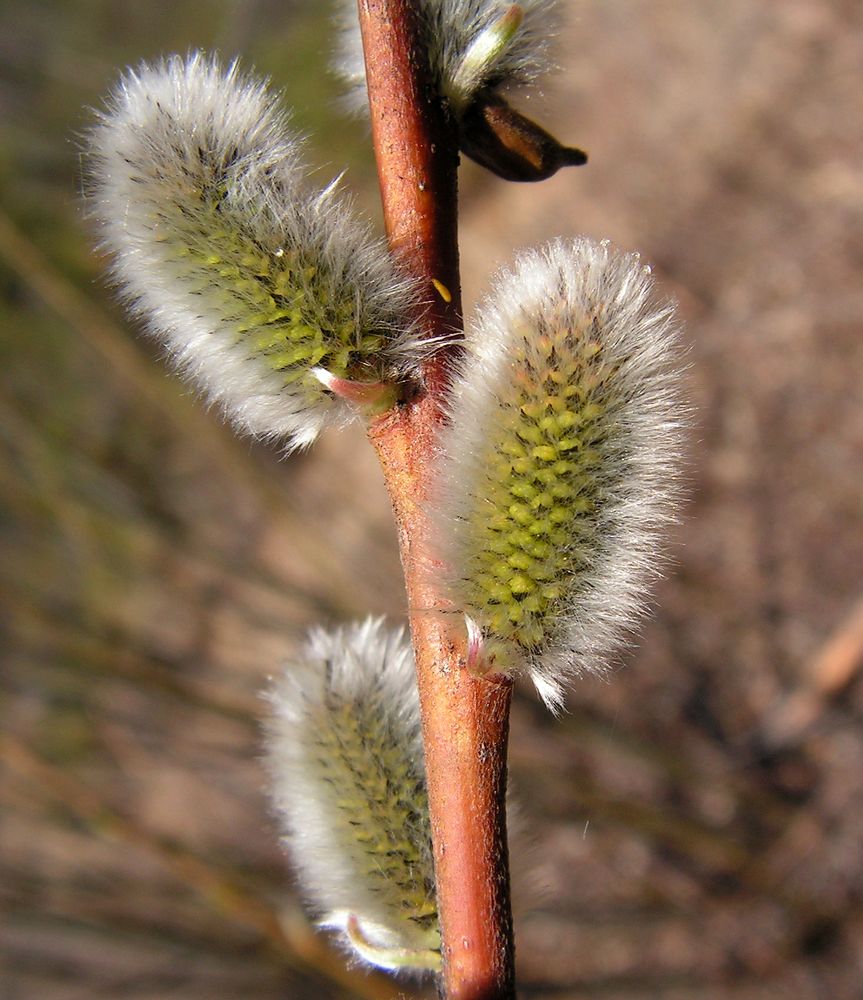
2,1,862,997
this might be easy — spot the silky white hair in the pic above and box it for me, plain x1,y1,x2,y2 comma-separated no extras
264,618,440,972
432,238,686,711
86,52,418,452
333,0,560,116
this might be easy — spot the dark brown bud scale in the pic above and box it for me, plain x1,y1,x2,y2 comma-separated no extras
459,90,587,182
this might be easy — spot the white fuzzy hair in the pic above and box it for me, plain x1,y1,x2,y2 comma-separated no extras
264,618,439,971
433,239,686,711
334,0,560,116
86,52,418,451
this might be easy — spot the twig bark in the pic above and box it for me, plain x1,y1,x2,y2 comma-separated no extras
357,1,516,997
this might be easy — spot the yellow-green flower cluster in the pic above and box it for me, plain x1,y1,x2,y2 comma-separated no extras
434,238,685,710
88,53,416,450
265,619,440,973
458,327,613,652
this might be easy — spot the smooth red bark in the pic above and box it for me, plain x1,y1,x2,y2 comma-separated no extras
358,2,516,996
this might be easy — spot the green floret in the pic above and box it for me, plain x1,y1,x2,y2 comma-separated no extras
312,692,439,938
150,154,391,401
460,316,621,656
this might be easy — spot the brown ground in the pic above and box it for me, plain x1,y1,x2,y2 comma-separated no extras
1,1,862,997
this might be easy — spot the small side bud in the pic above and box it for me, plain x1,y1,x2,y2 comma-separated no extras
86,53,418,452
311,367,398,414
431,239,686,711
264,618,440,973
459,91,587,182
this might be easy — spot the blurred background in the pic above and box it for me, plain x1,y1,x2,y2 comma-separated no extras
1,1,862,997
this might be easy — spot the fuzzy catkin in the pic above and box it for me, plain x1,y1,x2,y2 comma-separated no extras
87,53,417,451
264,618,440,972
334,0,560,115
433,239,686,711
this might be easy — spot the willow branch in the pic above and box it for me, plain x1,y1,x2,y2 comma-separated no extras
357,1,516,998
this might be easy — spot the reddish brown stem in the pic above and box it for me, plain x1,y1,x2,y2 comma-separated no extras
357,1,516,997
